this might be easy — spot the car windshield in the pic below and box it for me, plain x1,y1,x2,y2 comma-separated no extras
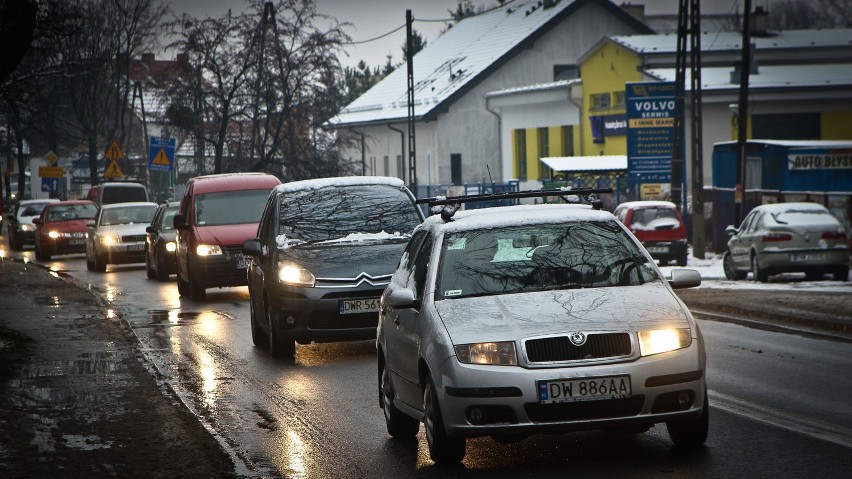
630,207,680,230
195,189,270,226
159,207,179,231
19,203,51,218
47,204,97,222
437,221,659,300
277,184,421,243
100,205,156,226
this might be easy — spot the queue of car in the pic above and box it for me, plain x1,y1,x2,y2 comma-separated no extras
7,174,849,466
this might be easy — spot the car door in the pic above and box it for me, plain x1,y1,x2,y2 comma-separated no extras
249,193,278,319
389,232,434,408
729,210,760,267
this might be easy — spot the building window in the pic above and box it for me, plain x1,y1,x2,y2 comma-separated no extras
590,93,611,111
553,64,579,81
614,91,625,109
538,127,551,180
561,126,574,156
514,129,527,181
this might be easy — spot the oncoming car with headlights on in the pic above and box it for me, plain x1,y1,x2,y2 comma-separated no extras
377,188,708,464
33,200,97,260
86,202,158,272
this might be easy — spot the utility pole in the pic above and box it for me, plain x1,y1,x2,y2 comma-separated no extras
689,0,705,259
406,10,417,194
736,0,752,224
671,0,687,212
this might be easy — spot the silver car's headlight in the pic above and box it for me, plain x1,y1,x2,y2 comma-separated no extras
278,262,315,287
19,224,33,232
455,341,518,365
196,244,222,256
638,329,691,356
101,233,120,245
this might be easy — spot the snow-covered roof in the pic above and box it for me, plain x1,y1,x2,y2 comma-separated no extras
713,140,852,148
328,0,647,127
616,200,677,209
541,155,627,172
486,79,577,98
275,175,405,193
423,203,613,234
645,64,852,91
610,28,852,56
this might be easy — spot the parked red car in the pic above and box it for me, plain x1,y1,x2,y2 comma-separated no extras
33,200,98,261
614,200,689,266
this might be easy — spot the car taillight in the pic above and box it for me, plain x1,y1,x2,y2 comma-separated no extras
761,233,792,242
822,231,847,240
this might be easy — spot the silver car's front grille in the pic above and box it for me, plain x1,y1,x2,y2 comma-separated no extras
121,234,146,242
524,332,632,363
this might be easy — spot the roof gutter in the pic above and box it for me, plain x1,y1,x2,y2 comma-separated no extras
387,124,406,183
347,127,366,176
484,97,502,177
568,82,584,156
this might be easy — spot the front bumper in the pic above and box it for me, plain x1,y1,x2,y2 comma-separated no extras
642,240,688,262
101,242,147,264
271,281,385,344
43,236,87,255
757,247,849,273
190,248,249,288
432,342,706,438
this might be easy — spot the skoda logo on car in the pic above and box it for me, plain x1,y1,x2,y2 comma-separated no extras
569,332,587,346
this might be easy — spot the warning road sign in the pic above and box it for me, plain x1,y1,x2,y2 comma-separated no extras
105,141,126,162
105,160,124,178
45,150,58,164
148,136,175,172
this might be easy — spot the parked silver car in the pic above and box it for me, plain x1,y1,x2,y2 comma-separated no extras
723,202,849,282
377,189,708,464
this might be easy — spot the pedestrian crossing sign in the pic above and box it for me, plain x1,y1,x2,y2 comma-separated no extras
105,160,124,178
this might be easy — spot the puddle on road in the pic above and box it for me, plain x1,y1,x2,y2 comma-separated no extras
33,296,63,307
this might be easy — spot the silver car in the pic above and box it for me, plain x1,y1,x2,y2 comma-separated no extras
377,190,708,464
86,202,157,272
723,202,849,282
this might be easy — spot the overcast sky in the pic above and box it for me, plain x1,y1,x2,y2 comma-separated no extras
166,0,773,69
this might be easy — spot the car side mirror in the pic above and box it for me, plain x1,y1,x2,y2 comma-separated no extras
388,288,417,309
242,238,263,257
5,214,13,222
173,213,187,230
145,225,154,233
668,268,702,289
32,218,42,225
725,225,738,236
86,220,95,228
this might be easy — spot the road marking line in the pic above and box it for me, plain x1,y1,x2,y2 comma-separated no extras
709,390,852,449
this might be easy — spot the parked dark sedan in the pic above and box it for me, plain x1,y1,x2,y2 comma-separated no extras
242,177,424,359
145,201,180,281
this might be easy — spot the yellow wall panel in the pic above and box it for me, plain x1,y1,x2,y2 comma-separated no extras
822,112,852,140
526,129,538,179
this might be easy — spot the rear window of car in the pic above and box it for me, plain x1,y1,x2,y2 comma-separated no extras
769,207,839,226
437,221,659,299
194,189,271,226
277,184,421,242
629,207,680,230
101,186,147,204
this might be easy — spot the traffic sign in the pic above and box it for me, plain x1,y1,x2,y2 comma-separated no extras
105,160,124,178
45,150,58,165
105,141,126,161
41,178,59,194
148,136,175,172
39,166,65,178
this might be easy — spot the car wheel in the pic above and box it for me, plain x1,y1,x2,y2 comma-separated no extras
154,248,170,282
188,263,206,301
249,294,266,347
93,252,107,272
41,248,51,261
676,252,688,267
380,359,419,439
833,267,849,282
751,253,768,282
423,376,465,464
266,300,295,360
34,242,44,260
666,391,709,447
145,250,156,279
723,251,746,280
805,271,823,281
177,271,190,296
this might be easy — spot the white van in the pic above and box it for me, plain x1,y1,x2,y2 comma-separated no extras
85,182,149,208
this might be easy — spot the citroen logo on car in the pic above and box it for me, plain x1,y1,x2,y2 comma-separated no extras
569,332,587,346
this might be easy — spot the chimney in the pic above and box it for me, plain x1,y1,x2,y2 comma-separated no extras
620,3,646,23
141,53,155,64
750,6,769,36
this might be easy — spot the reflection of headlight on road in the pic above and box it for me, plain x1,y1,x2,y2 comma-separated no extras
101,233,120,245
48,230,61,239
638,329,691,356
278,262,315,287
0,249,6,259
166,241,176,252
196,244,222,256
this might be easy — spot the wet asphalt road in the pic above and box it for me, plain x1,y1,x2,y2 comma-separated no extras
8,247,852,478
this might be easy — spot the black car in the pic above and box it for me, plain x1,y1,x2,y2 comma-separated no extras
6,199,58,250
145,201,180,281
242,176,424,359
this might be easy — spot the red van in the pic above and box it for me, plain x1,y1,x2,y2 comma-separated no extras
173,173,281,300
614,200,689,266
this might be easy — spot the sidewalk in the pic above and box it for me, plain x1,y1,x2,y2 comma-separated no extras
0,259,236,478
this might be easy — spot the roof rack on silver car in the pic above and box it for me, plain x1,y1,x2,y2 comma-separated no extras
416,187,613,222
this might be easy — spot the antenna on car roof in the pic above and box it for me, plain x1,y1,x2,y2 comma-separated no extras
416,187,612,222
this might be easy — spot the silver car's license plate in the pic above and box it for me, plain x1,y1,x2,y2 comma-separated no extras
127,243,144,252
338,298,380,315
538,375,631,404
791,253,824,262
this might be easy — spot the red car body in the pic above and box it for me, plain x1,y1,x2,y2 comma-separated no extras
614,200,689,266
33,200,98,261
